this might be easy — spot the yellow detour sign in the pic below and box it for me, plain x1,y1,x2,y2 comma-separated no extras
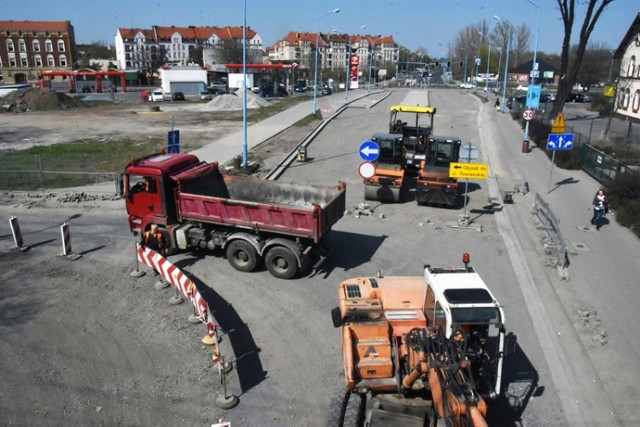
449,162,488,179
552,112,566,133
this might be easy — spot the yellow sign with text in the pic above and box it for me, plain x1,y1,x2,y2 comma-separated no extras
449,162,488,179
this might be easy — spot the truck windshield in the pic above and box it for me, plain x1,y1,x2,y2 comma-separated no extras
451,307,502,325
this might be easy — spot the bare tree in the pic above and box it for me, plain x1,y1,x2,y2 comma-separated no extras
450,20,491,64
574,40,613,89
509,24,532,70
550,0,617,119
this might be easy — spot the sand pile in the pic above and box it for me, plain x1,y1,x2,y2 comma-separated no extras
0,87,86,113
198,90,270,111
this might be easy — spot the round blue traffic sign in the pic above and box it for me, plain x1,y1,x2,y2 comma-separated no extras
359,140,380,162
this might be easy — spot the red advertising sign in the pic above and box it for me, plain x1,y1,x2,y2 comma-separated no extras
350,55,359,66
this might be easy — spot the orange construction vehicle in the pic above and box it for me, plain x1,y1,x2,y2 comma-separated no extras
416,135,462,208
329,253,516,426
363,133,406,203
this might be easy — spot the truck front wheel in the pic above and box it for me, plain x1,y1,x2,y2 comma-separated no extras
226,240,258,272
265,246,298,279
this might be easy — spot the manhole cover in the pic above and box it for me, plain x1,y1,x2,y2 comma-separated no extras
570,241,592,252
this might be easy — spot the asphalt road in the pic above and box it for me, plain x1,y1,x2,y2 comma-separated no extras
2,87,637,426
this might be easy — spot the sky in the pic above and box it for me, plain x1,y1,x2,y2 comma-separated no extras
3,0,638,57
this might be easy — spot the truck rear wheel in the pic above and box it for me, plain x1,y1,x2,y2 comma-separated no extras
226,240,258,272
264,246,298,279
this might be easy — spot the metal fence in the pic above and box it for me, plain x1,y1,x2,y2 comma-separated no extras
533,192,569,271
0,153,119,192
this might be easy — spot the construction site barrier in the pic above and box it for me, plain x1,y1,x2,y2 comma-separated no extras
9,216,28,251
136,244,222,366
59,222,81,260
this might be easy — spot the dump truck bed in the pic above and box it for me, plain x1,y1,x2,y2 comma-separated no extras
171,162,346,242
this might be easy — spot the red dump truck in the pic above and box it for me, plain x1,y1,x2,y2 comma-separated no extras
123,152,347,279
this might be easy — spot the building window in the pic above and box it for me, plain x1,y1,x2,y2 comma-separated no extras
45,40,53,52
628,56,636,78
633,90,640,113
35,55,42,67
33,40,40,52
623,88,630,110
47,55,55,67
59,54,67,67
18,39,26,52
20,55,28,67
7,40,14,52
57,39,65,52
9,57,16,67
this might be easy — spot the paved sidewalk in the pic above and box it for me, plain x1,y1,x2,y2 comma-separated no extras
481,102,640,425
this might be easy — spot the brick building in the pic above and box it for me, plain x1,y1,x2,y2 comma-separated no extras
0,20,76,85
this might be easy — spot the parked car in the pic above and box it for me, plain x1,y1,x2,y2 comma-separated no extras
200,91,213,101
459,82,474,89
516,85,529,91
294,84,307,93
507,95,527,109
260,84,288,98
540,92,556,103
321,85,333,95
149,89,165,102
171,91,185,101
208,88,226,96
566,92,591,103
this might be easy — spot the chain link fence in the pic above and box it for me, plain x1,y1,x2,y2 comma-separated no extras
0,152,120,192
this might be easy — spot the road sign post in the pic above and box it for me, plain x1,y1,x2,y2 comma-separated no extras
359,140,380,162
546,133,574,193
168,130,180,153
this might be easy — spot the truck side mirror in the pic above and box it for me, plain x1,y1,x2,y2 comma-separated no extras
331,307,342,328
505,332,518,356
115,174,124,198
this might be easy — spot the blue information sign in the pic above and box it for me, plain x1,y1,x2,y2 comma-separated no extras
359,140,380,162
168,130,180,153
526,85,542,109
546,133,574,151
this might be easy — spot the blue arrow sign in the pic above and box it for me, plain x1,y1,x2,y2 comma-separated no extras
546,133,574,151
359,140,380,162
168,130,180,153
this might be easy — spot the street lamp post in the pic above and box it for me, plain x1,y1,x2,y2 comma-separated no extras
523,0,541,151
495,46,502,93
242,0,248,167
313,8,340,117
368,36,382,93
494,15,511,114
346,25,366,100
484,43,491,98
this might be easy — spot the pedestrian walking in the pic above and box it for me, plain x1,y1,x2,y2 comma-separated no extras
591,189,608,230
494,98,500,112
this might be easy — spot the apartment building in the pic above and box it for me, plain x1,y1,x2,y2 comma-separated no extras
115,25,263,73
267,31,397,78
0,20,76,85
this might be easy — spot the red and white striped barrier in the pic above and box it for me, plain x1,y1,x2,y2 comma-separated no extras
9,216,28,251
59,222,81,260
136,244,221,366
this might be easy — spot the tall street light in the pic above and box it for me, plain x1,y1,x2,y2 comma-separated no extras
368,35,382,93
484,42,491,98
346,25,366,100
313,8,340,117
494,15,511,114
242,0,248,167
523,0,541,150
495,46,502,93
475,33,483,91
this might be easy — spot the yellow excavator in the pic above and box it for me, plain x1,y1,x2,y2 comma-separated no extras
329,253,517,426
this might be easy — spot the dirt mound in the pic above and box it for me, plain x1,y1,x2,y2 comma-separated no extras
198,90,270,111
0,87,86,113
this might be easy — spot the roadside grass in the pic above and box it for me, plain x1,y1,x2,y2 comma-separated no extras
0,137,165,191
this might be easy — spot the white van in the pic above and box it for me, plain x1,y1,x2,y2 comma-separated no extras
149,89,164,102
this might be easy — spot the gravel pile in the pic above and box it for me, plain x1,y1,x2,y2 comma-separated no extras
198,90,270,111
0,88,86,113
